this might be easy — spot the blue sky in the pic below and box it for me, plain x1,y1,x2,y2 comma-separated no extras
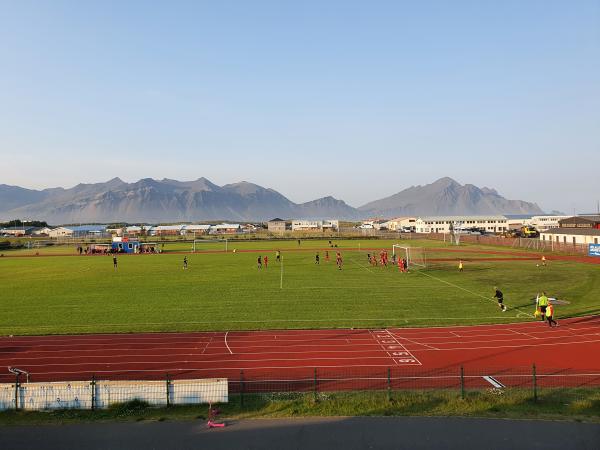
1,1,598,213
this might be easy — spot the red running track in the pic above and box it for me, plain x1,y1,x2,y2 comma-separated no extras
1,315,600,390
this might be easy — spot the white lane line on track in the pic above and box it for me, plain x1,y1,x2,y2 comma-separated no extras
5,329,600,358
0,349,434,362
406,336,600,352
224,332,233,354
509,329,539,340
6,357,400,369
386,332,439,350
6,364,398,378
201,337,213,354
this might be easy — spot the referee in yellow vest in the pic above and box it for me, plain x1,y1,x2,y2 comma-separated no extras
537,292,549,321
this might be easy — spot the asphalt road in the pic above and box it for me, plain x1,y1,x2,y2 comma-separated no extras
1,417,599,450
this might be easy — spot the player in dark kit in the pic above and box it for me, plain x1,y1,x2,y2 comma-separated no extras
315,253,320,264
113,256,118,270
183,256,188,270
257,255,262,269
493,286,507,311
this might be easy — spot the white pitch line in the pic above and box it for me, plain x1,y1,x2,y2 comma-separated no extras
224,332,233,354
349,256,375,274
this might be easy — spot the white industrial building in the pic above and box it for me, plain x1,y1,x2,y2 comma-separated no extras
527,215,571,232
415,216,508,234
383,217,417,231
291,220,339,232
540,228,600,245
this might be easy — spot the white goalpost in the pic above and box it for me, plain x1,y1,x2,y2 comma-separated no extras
192,239,228,253
392,245,427,269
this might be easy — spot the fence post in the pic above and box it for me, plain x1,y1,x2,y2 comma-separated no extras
532,364,537,402
240,370,244,408
387,367,392,402
91,374,96,410
14,373,20,411
166,373,171,407
313,368,318,402
460,366,465,399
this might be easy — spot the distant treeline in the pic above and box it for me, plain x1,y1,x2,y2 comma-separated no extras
0,220,48,228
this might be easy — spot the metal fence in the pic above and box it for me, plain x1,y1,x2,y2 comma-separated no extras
0,377,228,411
2,366,598,411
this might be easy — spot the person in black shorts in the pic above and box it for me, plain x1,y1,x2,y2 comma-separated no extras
257,255,262,269
315,252,320,264
493,286,507,311
183,256,188,270
113,255,118,270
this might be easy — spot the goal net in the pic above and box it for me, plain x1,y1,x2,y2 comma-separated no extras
392,245,426,269
192,239,228,253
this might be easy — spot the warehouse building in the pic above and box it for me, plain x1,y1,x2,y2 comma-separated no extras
415,216,508,234
267,218,288,233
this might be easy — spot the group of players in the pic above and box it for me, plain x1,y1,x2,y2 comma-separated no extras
366,250,409,272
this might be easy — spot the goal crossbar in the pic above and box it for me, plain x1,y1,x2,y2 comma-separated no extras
192,239,228,252
392,245,426,268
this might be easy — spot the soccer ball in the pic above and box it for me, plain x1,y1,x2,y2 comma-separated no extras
536,264,539,267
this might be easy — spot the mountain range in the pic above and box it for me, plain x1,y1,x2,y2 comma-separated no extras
0,177,544,224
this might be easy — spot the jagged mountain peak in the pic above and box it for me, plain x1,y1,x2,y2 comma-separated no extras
359,178,543,216
0,176,545,223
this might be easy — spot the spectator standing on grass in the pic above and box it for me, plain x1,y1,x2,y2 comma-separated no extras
546,303,558,327
493,286,507,312
538,292,549,321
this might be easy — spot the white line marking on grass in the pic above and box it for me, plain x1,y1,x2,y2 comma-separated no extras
417,270,522,318
224,332,233,354
348,256,375,274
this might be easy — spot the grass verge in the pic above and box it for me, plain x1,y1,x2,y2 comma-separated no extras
2,388,599,426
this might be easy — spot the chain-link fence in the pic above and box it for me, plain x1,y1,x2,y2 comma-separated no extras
2,365,598,411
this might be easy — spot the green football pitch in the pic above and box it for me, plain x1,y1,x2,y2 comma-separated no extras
1,239,599,335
